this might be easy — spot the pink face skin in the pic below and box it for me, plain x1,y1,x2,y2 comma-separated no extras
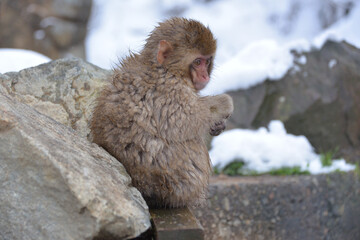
191,55,213,91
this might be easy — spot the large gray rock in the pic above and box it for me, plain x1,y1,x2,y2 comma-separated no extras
227,41,360,162
0,84,150,239
0,57,110,138
194,173,360,240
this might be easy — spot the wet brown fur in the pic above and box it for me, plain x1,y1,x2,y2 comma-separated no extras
90,18,233,208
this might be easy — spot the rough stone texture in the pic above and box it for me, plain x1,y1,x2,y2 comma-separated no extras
194,173,360,240
0,87,151,240
227,41,360,162
0,57,111,138
0,0,92,59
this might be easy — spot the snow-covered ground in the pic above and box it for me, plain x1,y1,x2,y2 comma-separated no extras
0,48,51,74
210,121,355,174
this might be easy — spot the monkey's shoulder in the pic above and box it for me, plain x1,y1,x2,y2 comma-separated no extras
162,78,197,100
106,67,199,112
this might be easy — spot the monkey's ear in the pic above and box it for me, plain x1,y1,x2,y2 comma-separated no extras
157,40,173,64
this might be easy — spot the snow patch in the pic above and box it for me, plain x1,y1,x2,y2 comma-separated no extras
313,4,360,49
210,120,356,174
328,59,338,69
0,48,51,73
297,55,307,65
202,40,294,95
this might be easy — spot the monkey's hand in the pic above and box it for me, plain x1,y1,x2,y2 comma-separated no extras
207,94,233,136
209,94,234,121
209,120,226,136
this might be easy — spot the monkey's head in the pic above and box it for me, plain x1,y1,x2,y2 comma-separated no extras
142,17,217,91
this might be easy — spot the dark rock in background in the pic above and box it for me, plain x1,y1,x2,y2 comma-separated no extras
227,41,360,162
194,173,360,240
0,0,92,59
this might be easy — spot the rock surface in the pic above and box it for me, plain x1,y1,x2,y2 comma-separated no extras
194,173,360,240
0,57,110,138
0,0,92,59
0,86,150,239
227,41,360,162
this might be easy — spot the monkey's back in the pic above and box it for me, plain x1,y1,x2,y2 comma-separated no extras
90,64,211,208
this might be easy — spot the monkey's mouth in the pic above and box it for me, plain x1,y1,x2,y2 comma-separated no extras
193,81,207,90
191,70,209,90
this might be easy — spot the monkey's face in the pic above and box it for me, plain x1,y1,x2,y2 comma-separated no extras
144,18,217,91
156,39,215,91
162,50,215,91
190,55,213,91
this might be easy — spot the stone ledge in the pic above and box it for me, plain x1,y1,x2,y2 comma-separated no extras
150,208,204,240
194,173,360,240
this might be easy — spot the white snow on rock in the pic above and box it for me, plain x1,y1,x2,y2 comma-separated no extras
202,39,306,95
0,48,51,73
313,4,360,49
210,121,356,174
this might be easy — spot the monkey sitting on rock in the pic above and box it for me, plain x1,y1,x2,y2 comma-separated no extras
90,18,233,208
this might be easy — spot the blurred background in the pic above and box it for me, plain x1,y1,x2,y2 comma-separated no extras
0,0,358,69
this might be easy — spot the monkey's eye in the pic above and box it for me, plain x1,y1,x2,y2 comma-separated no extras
206,57,212,66
193,58,201,66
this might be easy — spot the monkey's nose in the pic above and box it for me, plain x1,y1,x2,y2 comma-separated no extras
202,74,209,82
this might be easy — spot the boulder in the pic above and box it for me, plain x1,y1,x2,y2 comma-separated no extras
0,85,151,239
194,173,360,240
227,41,360,162
0,57,111,138
0,0,92,59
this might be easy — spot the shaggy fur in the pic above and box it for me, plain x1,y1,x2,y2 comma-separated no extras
90,18,233,208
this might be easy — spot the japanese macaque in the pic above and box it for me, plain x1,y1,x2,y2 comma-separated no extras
90,18,233,208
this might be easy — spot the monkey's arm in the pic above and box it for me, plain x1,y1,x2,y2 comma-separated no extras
200,94,233,123
207,94,232,136
158,94,233,142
